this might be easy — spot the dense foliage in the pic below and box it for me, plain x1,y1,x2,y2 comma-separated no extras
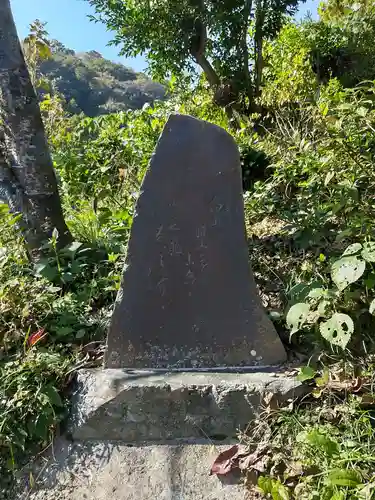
87,0,304,113
4,1,375,498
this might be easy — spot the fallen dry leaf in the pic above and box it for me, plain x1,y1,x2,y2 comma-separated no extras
211,443,273,478
359,394,375,406
285,461,304,482
242,454,270,473
324,376,369,393
244,469,259,487
262,391,279,412
210,445,239,476
238,444,269,472
28,328,47,347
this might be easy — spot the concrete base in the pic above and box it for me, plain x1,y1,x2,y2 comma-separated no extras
16,439,259,500
69,369,304,442
14,369,304,500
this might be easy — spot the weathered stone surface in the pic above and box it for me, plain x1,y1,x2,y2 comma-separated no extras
68,369,305,442
16,439,256,500
105,114,286,368
15,369,306,499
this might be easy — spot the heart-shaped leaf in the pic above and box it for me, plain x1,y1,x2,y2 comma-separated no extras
317,300,330,317
342,243,362,256
271,482,290,500
320,313,354,349
331,257,365,291
297,366,316,382
286,303,310,335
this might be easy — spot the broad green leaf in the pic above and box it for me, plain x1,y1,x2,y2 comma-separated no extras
288,283,309,302
258,477,290,500
28,413,51,440
356,106,368,117
70,260,85,274
342,243,362,256
369,299,375,315
320,313,354,349
324,171,335,186
286,303,310,335
0,203,10,214
76,329,86,339
348,186,359,201
362,242,375,262
35,261,58,281
288,281,322,303
269,311,282,321
365,273,375,289
308,288,325,299
317,300,330,317
56,326,74,337
64,241,83,254
42,266,59,281
321,102,329,116
331,256,365,291
35,39,52,60
325,468,362,487
332,200,346,214
258,476,274,494
301,429,338,456
271,483,290,500
34,259,50,274
41,385,63,407
297,366,316,382
62,272,74,283
336,228,355,241
316,367,330,387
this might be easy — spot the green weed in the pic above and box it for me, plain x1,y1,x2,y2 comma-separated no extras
244,363,375,499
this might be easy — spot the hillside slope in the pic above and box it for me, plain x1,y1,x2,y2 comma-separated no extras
40,46,166,116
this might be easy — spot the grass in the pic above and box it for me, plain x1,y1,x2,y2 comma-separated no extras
240,359,375,499
0,201,127,498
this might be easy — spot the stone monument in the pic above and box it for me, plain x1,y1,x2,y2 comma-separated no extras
105,114,286,369
21,116,301,500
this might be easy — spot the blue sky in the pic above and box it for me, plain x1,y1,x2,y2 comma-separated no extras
10,0,319,73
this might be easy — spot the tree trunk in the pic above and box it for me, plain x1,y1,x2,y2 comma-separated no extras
254,0,266,99
0,0,72,257
242,0,254,110
195,53,220,87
